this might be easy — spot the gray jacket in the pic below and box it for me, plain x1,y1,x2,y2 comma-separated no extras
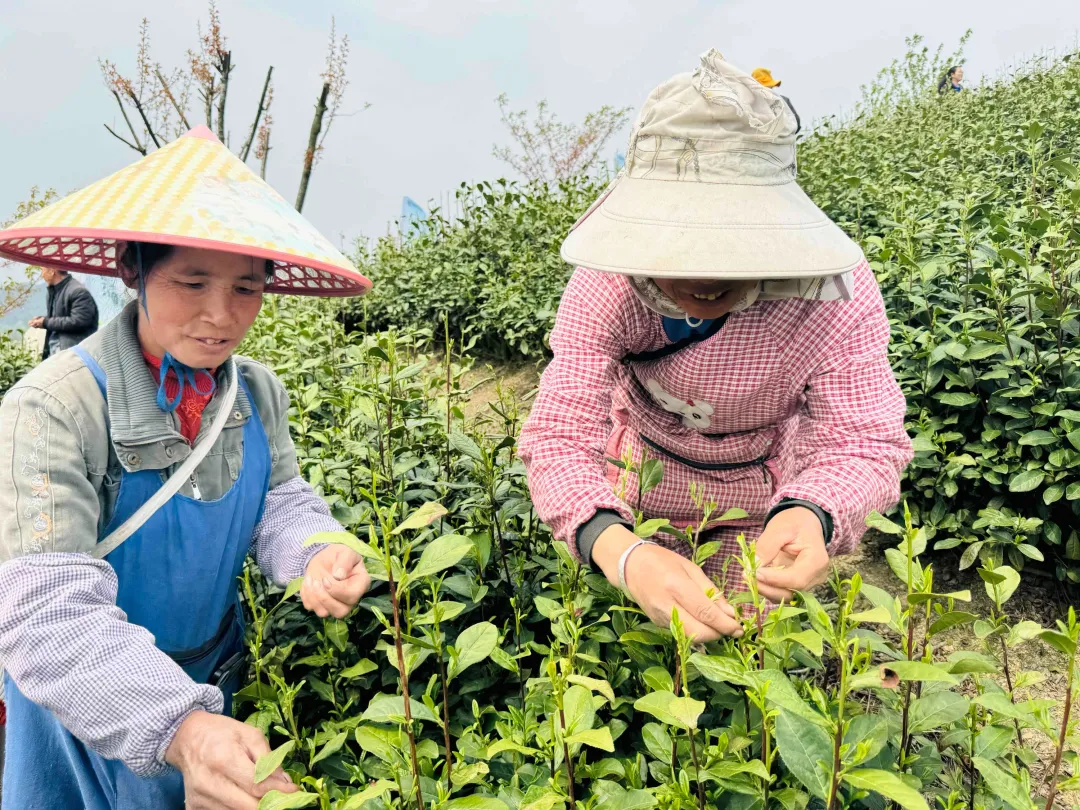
41,274,98,360
0,302,342,776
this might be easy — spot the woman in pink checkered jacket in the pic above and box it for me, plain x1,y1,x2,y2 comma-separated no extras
518,50,913,642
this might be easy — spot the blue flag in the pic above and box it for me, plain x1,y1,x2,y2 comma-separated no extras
400,197,428,239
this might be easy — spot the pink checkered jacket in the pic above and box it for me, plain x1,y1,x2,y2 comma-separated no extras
518,261,912,575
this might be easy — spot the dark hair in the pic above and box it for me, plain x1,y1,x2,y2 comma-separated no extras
937,65,962,93
118,241,276,285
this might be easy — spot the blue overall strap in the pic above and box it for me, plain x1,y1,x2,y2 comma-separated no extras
72,346,107,399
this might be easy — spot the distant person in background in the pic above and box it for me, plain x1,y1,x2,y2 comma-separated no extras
938,65,964,93
28,265,99,360
751,66,801,134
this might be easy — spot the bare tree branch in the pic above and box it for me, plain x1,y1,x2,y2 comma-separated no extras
110,89,147,155
125,88,163,149
156,67,191,130
215,50,232,142
296,82,330,212
104,122,144,153
240,65,273,162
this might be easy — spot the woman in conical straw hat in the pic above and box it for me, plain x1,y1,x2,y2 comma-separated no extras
0,126,372,809
519,50,912,639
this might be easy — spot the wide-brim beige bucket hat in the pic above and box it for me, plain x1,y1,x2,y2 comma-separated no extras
561,49,863,280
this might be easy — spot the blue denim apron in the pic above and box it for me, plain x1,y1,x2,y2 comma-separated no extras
2,347,271,809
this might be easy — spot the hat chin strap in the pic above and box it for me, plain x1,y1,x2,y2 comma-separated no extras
629,276,761,321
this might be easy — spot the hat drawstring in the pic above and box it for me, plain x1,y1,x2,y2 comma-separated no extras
155,353,217,413
685,315,704,328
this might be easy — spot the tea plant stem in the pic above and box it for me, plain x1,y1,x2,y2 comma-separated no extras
998,635,1024,747
1043,645,1074,810
437,646,453,791
558,706,576,806
688,727,705,810
386,563,425,810
826,648,847,810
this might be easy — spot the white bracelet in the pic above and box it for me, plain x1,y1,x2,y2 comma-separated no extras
618,539,656,593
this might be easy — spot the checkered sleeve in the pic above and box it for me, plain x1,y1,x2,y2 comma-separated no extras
771,267,913,554
518,269,642,560
250,475,342,585
0,554,223,777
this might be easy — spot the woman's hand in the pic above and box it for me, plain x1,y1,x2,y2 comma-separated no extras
592,524,742,642
301,545,371,619
754,506,831,602
165,710,295,809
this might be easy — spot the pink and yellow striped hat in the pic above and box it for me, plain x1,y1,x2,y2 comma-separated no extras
0,126,370,297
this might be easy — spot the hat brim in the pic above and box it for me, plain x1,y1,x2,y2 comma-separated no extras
0,228,371,297
561,174,863,279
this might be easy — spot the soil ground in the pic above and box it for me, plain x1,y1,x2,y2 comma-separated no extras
463,359,1078,805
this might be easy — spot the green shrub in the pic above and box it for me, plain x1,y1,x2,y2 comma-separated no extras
350,176,605,359
238,298,1080,810
0,330,36,398
351,41,1080,582
797,45,1080,582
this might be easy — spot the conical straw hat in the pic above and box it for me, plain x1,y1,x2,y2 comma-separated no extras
0,126,370,296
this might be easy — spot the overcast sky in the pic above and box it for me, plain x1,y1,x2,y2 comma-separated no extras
2,0,1079,259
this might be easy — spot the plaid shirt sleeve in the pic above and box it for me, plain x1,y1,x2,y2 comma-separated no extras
771,270,913,554
250,475,341,584
0,553,224,777
518,269,642,559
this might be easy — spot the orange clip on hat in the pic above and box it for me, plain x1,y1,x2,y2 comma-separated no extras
751,67,781,88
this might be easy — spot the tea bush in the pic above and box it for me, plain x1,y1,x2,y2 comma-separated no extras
348,42,1080,583
796,45,1080,583
0,330,36,398
236,298,1078,810
349,175,605,359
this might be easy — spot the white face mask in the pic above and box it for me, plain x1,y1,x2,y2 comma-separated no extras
629,276,761,322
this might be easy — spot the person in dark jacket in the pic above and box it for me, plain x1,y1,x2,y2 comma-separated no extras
28,266,99,359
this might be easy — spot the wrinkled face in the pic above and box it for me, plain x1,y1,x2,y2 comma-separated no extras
652,277,758,320
125,245,265,369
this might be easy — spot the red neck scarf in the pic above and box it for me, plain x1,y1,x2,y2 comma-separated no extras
142,351,217,445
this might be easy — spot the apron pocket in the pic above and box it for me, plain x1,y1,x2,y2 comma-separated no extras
164,603,237,670
639,433,771,482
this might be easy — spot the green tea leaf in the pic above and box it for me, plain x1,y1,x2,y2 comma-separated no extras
974,725,1013,760
254,739,296,784
843,769,929,810
257,791,318,810
310,730,347,767
634,518,670,539
566,727,615,751
689,653,748,685
361,694,438,724
566,673,616,703
448,431,484,461
908,691,970,733
887,660,960,685
487,739,541,758
774,711,831,800
338,780,397,810
865,511,904,535
392,501,448,534
1039,629,1077,655
303,531,379,560
972,758,1037,810
982,565,1021,605
442,797,510,810
449,621,499,680
412,533,474,579
284,577,305,601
